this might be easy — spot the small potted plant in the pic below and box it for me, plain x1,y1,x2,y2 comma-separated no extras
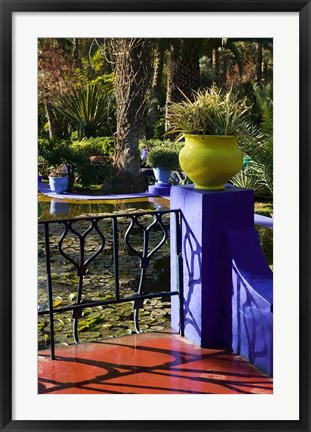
165,86,253,190
48,164,68,194
146,147,180,184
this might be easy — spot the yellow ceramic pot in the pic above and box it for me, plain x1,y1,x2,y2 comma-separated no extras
179,134,244,190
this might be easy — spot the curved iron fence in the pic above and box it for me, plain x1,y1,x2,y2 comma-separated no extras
38,209,183,359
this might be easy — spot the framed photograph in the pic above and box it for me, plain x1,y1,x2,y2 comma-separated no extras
1,0,309,431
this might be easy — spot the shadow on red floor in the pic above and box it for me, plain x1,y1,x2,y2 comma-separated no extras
38,332,273,394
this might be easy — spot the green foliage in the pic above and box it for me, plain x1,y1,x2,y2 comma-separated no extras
48,106,72,139
231,159,272,198
38,138,75,180
138,138,175,152
251,142,273,193
88,46,105,72
90,73,115,91
237,120,265,155
152,116,166,139
38,137,113,187
251,83,273,193
70,139,113,187
53,83,112,139
146,147,180,171
71,136,114,157
38,138,74,165
253,83,273,135
166,86,253,139
231,164,269,196
38,106,49,138
75,161,112,187
231,83,273,196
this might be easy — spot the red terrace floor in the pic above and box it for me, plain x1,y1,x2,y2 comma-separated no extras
38,332,273,395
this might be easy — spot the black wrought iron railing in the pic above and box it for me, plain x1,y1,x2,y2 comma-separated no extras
38,209,183,359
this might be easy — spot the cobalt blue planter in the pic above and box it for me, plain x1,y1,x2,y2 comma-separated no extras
48,176,68,194
153,167,171,184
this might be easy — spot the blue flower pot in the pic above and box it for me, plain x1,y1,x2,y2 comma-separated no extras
48,176,68,194
153,167,171,184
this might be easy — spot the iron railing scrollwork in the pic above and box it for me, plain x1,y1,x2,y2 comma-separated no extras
38,209,183,359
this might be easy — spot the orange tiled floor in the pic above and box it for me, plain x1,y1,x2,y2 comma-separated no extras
38,332,273,394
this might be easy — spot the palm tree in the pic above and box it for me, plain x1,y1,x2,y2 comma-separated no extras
38,38,73,139
165,39,208,131
106,38,152,191
145,39,167,138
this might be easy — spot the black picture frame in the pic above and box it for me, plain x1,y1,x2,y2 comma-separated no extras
0,0,310,431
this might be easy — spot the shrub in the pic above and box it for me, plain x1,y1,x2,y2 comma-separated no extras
146,147,180,171
38,137,114,187
71,136,114,157
138,138,174,152
70,142,113,187
38,138,74,179
38,138,73,165
75,161,112,187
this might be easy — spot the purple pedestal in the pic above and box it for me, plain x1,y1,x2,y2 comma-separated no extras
148,182,171,197
170,185,273,375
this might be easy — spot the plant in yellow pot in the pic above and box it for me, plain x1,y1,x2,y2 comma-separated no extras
166,86,253,190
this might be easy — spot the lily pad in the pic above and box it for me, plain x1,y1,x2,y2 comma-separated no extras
151,309,167,317
150,325,165,331
78,331,101,340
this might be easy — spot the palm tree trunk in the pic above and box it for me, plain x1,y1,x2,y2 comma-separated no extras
106,38,152,191
221,53,228,86
256,42,263,86
165,39,201,132
44,100,56,139
152,39,166,93
72,38,81,69
146,39,166,138
212,47,220,85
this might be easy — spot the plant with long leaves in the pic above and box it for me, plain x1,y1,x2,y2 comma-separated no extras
231,164,270,198
165,86,254,141
53,83,111,139
251,139,273,193
251,83,273,193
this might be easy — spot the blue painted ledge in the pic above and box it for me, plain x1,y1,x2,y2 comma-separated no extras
254,213,273,229
38,181,157,200
228,228,273,376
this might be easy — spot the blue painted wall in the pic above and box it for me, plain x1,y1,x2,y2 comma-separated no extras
170,185,273,376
